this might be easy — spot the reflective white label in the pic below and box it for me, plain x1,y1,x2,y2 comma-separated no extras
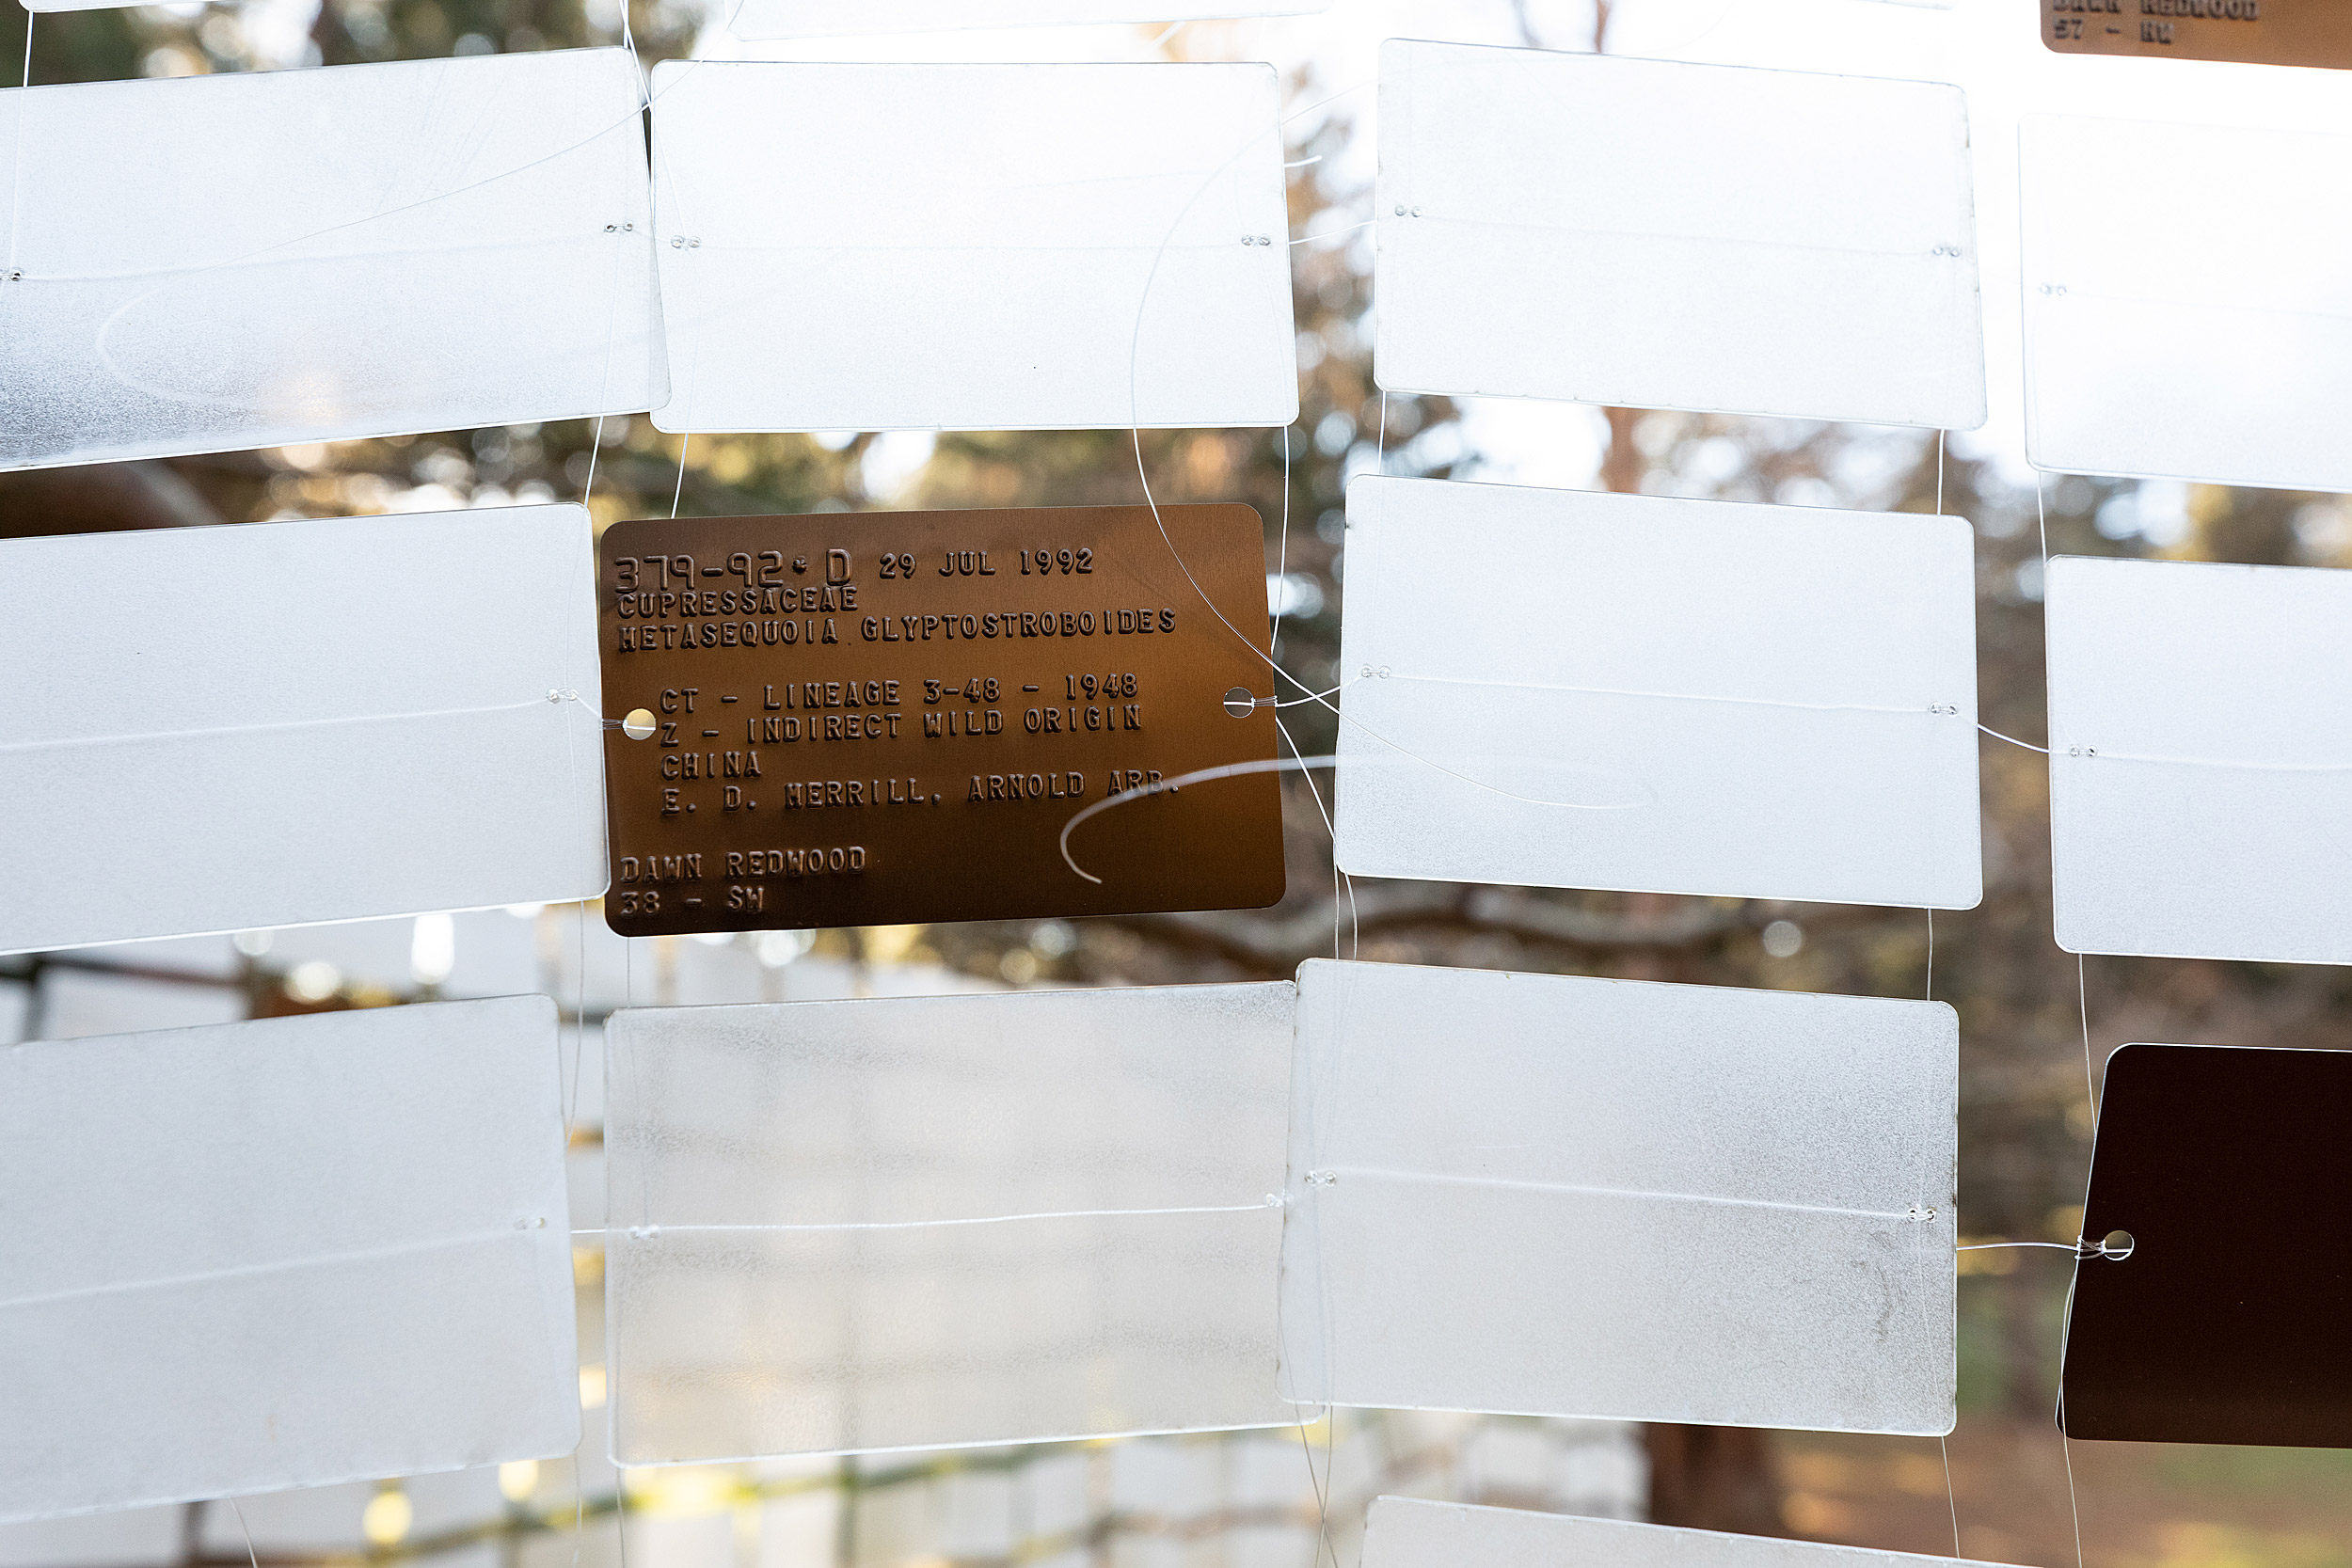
606,983,1296,1462
0,997,577,1520
1281,960,1957,1434
1333,477,1981,910
1375,41,1985,429
0,50,662,470
2048,554,2352,963
0,506,607,954
647,60,1295,434
2022,115,2352,491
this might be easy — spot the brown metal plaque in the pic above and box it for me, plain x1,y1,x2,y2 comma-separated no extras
596,505,1284,936
2044,0,2352,70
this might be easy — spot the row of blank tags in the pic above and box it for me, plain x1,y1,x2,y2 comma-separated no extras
1332,481,2352,965
8,47,2332,488
15,991,2329,1523
3,965,1952,1524
609,961,1955,1467
0,39,1997,466
0,49,1295,470
1361,1502,2011,1568
9,503,2344,965
1378,48,2352,494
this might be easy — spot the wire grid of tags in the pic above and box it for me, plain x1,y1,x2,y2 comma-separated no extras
7,0,2352,1554
0,912,1643,1567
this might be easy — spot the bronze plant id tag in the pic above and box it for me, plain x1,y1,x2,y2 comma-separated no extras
596,505,1285,936
2044,0,2352,70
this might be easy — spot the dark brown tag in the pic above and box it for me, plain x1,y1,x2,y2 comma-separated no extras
2044,0,2352,70
2059,1042,2352,1447
596,505,1284,936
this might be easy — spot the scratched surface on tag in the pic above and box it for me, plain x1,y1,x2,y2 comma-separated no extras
2043,0,2352,69
596,506,1283,935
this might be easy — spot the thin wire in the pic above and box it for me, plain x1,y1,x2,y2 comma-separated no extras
228,1499,260,1568
2036,471,2050,562
557,187,625,1145
1344,868,1359,958
1925,910,1933,1001
1979,723,2050,754
1939,1434,1961,1556
2078,954,2095,1114
576,1200,1277,1237
1057,750,1632,884
8,8,33,293
581,415,607,504
1293,1411,1326,1513
0,692,602,756
1280,78,1374,133
556,578,591,1148
669,434,690,518
564,910,589,1138
1127,427,1321,705
1113,71,1683,831
2060,1420,2087,1568
570,1458,586,1568
1324,1409,1340,1546
1148,17,1190,50
1290,217,1372,246
1275,715,1348,960
1957,1240,2091,1254
1934,429,1946,516
1294,1410,1338,1568
1101,85,1344,731
1272,423,1293,658
2057,1264,2090,1568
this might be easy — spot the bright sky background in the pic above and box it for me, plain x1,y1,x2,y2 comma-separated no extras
700,0,2352,501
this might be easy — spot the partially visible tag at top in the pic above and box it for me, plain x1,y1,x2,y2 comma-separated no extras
2043,0,2352,70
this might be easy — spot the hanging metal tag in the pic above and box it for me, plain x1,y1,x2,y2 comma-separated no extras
596,504,1285,936
2043,0,2352,70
